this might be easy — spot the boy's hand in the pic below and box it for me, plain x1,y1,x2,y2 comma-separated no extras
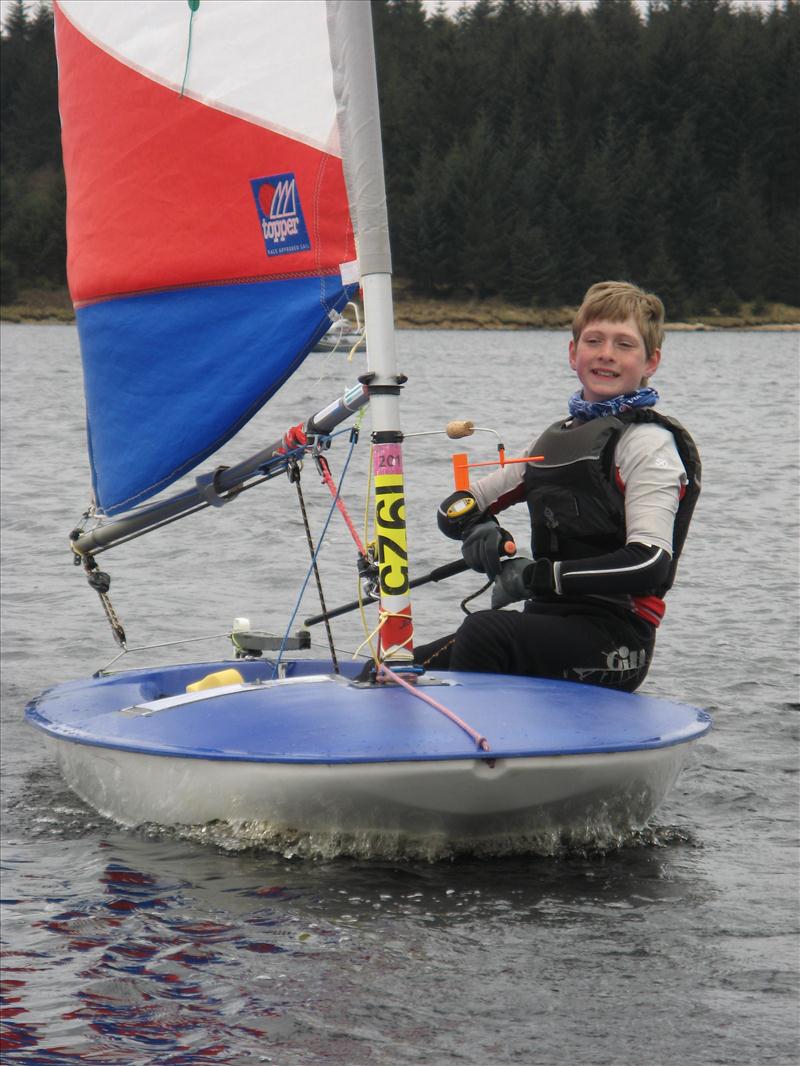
461,518,508,580
491,557,556,608
491,558,533,608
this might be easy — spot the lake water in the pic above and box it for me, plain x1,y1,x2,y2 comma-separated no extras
1,322,798,1064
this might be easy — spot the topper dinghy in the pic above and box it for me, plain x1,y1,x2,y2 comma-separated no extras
26,0,709,850
28,658,709,841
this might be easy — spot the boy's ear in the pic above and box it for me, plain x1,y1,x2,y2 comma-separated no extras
646,348,662,376
568,338,577,371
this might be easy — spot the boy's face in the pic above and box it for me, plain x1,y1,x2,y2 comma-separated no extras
569,316,661,404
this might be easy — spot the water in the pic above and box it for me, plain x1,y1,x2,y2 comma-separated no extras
1,322,798,1064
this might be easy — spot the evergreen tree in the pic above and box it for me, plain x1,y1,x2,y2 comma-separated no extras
573,121,626,283
719,155,770,303
662,115,721,311
1,0,32,170
616,131,665,287
642,237,686,320
394,139,449,293
505,224,557,308
18,4,60,171
762,2,800,224
372,0,431,211
435,115,508,297
767,210,800,307
2,1,66,296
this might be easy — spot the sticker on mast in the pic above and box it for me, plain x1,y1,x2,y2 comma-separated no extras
251,173,311,257
374,472,410,597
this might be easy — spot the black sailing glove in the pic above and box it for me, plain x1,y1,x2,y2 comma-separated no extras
491,557,555,608
437,491,510,581
461,518,507,580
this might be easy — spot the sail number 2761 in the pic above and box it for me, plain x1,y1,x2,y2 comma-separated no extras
373,474,410,596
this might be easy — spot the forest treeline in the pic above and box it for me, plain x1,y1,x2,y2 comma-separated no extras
2,0,799,315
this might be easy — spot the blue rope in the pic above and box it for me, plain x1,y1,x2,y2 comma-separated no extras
272,431,360,678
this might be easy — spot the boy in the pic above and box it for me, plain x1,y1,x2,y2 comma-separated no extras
416,281,701,692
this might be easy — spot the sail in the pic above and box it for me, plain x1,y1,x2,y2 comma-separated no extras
55,0,359,515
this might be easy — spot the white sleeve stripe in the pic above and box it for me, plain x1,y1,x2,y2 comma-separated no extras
560,547,667,582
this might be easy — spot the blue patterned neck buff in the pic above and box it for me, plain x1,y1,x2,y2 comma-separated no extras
568,386,659,422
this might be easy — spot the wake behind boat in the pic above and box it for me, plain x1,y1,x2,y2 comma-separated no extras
25,0,710,856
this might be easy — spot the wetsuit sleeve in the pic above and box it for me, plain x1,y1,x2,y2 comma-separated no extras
617,424,686,553
470,440,537,514
553,542,672,596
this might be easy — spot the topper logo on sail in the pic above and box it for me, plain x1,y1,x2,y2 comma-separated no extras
251,173,311,257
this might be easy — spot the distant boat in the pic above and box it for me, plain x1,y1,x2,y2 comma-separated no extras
313,301,364,352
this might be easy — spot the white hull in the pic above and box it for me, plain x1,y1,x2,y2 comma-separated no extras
46,733,697,842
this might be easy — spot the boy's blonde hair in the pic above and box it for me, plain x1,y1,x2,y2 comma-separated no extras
572,281,665,359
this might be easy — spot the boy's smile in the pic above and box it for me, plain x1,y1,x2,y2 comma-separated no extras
568,316,661,404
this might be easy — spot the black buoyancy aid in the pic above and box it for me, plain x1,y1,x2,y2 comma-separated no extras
522,409,701,596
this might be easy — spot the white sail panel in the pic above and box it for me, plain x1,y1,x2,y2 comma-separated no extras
58,0,341,152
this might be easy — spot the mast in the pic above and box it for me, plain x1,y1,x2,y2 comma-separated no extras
327,1,414,665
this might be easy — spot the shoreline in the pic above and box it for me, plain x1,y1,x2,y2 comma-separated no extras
2,288,798,331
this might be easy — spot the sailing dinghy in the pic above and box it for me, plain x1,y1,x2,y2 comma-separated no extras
26,1,710,854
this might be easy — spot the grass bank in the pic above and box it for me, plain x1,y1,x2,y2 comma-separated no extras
2,285,798,330
1,286,74,323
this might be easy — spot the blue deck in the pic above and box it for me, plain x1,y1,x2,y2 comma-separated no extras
25,659,711,764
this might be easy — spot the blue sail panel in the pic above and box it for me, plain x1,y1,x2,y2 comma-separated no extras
77,277,353,515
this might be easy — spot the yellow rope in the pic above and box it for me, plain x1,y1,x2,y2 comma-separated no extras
353,615,384,659
347,327,366,362
352,608,413,659
355,590,379,665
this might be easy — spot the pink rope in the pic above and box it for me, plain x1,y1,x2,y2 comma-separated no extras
377,663,491,753
317,455,367,555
